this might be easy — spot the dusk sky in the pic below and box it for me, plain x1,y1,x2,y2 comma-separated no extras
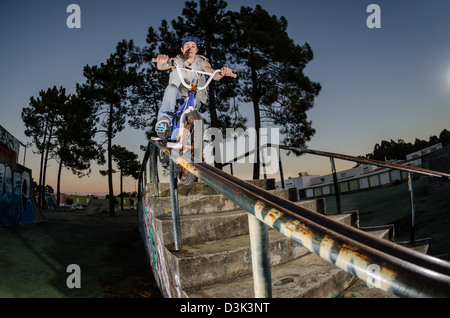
1,0,450,195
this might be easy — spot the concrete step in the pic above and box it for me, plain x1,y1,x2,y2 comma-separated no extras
328,211,359,227
295,198,327,214
182,253,355,298
157,181,220,197
164,211,359,292
397,238,432,255
336,279,398,298
165,230,309,290
156,199,335,247
150,194,240,218
155,210,249,247
152,188,306,218
180,214,394,298
157,179,277,197
360,225,395,241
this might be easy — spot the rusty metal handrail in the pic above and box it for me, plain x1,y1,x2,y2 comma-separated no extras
138,140,450,298
222,143,450,179
225,143,450,242
275,145,450,179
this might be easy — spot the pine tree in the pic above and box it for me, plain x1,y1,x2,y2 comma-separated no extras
78,40,140,216
228,5,321,178
22,86,67,207
54,94,104,205
110,145,140,211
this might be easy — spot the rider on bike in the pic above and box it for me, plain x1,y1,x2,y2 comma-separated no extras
155,36,234,138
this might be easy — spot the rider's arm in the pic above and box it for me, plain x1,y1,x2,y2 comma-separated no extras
204,61,232,81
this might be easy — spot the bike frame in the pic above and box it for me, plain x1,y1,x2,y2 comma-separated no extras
169,92,195,142
165,60,223,144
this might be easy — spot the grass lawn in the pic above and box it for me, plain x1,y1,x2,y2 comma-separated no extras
0,210,162,298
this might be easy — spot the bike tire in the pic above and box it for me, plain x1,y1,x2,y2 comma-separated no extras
179,111,203,186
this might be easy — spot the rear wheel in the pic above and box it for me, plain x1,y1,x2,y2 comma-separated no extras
179,111,203,185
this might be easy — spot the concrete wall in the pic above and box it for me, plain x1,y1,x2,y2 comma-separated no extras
138,184,177,298
423,145,450,193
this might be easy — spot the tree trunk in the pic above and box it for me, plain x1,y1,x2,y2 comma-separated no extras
38,149,45,208
42,126,53,208
38,119,49,208
204,36,223,170
108,103,115,216
208,82,223,169
56,158,63,206
120,168,124,212
208,82,219,128
250,55,261,180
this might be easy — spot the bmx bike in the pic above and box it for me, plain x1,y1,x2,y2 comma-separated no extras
152,58,235,185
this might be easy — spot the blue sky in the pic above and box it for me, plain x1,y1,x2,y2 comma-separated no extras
1,0,450,195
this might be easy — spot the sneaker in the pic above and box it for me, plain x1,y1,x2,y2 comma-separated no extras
155,120,170,139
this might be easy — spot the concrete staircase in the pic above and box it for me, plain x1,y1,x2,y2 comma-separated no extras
146,179,398,298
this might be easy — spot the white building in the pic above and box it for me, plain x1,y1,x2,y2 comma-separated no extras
406,143,442,162
276,144,442,199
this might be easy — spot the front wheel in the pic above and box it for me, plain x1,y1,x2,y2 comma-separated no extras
158,148,170,169
179,111,203,186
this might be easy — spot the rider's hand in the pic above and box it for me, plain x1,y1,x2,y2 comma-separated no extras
157,54,169,65
221,67,233,77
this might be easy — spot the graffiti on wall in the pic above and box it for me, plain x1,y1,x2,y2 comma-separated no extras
0,156,36,226
138,192,176,298
0,125,20,163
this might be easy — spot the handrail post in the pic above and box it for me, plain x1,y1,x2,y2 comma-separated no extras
278,148,285,189
408,172,415,244
248,213,272,298
152,144,159,197
169,159,181,251
330,157,342,214
261,148,267,179
147,145,153,196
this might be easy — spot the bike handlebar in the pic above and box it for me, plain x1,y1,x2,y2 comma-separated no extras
152,58,237,91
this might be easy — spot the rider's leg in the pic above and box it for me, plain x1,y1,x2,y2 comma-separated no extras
194,97,201,110
156,84,180,137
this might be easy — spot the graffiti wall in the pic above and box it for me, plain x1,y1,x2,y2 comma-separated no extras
0,154,40,226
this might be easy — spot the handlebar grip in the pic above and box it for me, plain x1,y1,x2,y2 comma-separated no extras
220,69,237,79
152,57,174,63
